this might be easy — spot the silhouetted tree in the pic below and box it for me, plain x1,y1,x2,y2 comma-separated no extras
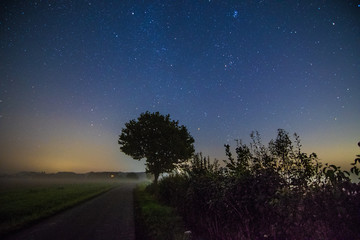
350,141,360,179
269,129,292,163
118,111,195,184
224,140,251,175
224,129,321,186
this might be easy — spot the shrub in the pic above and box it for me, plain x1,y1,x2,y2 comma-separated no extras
155,130,360,239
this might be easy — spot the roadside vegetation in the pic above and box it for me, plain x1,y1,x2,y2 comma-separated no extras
151,129,360,240
0,180,118,236
119,112,359,239
133,183,186,240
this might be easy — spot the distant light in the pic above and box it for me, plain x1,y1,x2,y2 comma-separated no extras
111,174,115,178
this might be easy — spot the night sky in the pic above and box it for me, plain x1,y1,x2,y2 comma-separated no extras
1,0,359,174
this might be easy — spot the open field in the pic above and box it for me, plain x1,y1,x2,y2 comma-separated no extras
0,178,121,235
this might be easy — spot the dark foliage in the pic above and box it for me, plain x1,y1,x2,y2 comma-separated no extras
156,130,360,240
119,111,195,184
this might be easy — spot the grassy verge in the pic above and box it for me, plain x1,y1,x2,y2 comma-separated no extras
0,180,118,235
133,184,187,240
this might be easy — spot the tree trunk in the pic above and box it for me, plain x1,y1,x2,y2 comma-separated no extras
154,172,160,185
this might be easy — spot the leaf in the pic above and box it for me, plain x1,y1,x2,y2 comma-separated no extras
329,165,337,170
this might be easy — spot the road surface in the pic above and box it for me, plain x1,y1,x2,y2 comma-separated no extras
4,183,136,240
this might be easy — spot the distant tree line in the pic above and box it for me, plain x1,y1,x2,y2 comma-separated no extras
1,171,147,180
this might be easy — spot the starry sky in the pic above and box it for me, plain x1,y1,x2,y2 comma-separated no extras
1,0,359,174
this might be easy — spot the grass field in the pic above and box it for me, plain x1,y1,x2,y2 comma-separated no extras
0,179,119,235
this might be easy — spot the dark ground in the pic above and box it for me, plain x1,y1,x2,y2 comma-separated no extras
3,183,136,240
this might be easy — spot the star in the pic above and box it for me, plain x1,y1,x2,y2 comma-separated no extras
0,0,358,174
233,10,239,18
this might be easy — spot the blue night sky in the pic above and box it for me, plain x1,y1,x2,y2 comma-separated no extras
0,0,359,173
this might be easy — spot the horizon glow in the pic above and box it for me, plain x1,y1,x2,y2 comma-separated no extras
1,1,359,173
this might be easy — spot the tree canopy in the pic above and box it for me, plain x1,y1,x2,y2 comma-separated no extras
118,111,195,183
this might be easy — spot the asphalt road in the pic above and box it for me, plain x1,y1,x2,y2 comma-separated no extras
4,183,136,240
